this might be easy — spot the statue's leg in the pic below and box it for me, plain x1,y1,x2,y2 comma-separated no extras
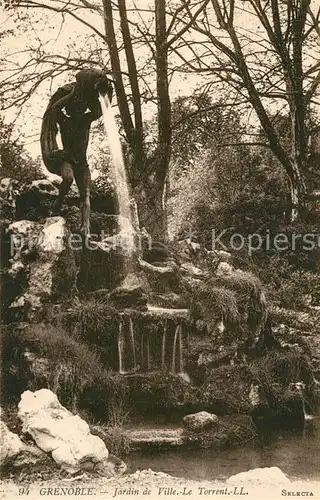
52,162,74,214
74,165,91,236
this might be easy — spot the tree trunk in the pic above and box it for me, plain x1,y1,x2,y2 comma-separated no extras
133,157,168,243
133,173,168,243
287,157,307,222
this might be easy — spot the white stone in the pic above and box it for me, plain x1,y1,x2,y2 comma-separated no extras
226,467,290,486
215,261,234,276
18,389,109,473
0,420,25,464
180,262,206,277
30,179,58,196
183,411,219,432
7,217,67,310
39,217,65,254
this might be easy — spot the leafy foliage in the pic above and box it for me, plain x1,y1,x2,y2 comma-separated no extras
0,117,43,183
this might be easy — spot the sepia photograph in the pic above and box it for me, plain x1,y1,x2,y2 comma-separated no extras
1,0,320,498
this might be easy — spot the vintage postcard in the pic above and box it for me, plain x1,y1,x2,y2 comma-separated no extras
1,0,319,499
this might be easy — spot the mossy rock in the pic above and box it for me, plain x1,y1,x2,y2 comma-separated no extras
182,414,256,449
125,373,200,420
201,364,253,414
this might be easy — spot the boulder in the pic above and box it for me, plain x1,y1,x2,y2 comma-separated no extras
249,382,306,432
5,217,77,318
182,414,255,449
183,411,219,432
18,389,109,473
201,365,253,414
0,420,46,469
226,466,290,486
15,179,58,220
0,420,25,464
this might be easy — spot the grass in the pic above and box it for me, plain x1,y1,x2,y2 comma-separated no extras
190,270,267,341
250,351,315,406
59,298,120,343
2,323,130,423
90,423,131,457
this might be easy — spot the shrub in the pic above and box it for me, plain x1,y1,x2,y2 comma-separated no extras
190,270,267,343
90,423,131,456
65,298,120,342
250,351,314,398
2,323,130,423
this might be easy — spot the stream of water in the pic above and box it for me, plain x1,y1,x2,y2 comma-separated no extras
128,418,320,482
98,93,135,255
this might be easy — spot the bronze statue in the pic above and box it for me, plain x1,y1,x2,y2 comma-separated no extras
40,69,113,235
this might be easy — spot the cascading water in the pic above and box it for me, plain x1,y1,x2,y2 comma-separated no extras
171,325,179,374
146,335,151,371
161,320,167,370
178,324,184,374
118,322,125,374
98,93,135,255
128,317,137,370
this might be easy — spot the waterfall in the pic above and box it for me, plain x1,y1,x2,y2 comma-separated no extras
140,331,150,371
146,334,150,371
128,317,137,370
161,320,167,371
98,93,135,255
118,322,125,374
178,324,184,373
140,332,144,370
171,325,179,374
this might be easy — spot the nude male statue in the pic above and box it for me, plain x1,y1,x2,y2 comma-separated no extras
40,69,113,235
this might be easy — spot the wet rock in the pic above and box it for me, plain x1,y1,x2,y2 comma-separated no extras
183,411,219,432
18,389,109,473
11,176,116,223
99,454,127,477
226,466,290,486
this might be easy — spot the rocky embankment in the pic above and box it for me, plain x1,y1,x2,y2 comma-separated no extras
1,176,320,447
